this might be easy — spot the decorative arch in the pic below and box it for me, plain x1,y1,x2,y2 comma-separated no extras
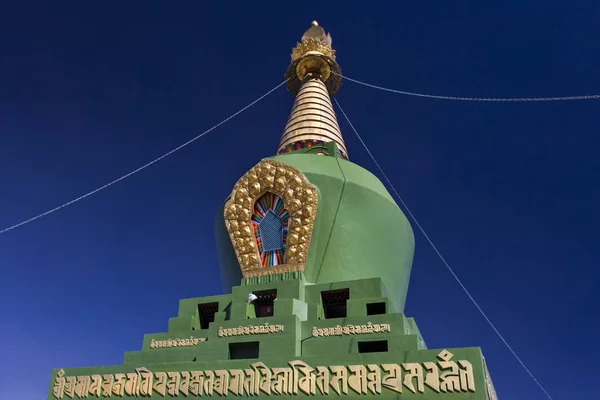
224,159,318,278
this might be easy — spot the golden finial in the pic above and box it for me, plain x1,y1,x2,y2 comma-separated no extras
285,21,341,96
279,22,348,159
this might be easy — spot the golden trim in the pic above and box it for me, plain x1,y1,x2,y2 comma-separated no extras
224,159,318,277
283,22,342,97
291,38,336,62
296,56,331,81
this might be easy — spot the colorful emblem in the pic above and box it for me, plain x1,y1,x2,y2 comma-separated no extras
251,192,289,267
224,158,318,277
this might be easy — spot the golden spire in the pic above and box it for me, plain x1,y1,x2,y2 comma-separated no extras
278,21,348,160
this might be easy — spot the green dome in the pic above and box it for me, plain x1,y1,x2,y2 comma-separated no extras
215,153,415,313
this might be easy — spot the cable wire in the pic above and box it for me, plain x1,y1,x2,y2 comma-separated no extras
333,97,554,400
0,80,288,235
334,72,600,102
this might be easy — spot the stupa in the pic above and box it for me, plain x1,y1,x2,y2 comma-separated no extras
47,21,498,400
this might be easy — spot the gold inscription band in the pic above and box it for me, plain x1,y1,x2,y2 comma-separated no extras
52,350,475,398
312,322,390,337
218,323,284,337
149,337,206,349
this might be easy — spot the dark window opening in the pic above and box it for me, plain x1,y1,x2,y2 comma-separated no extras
358,340,388,353
366,302,386,316
223,302,232,321
198,302,219,330
253,289,277,318
321,289,349,319
229,342,260,360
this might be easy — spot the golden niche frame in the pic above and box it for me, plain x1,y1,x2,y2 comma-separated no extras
224,159,318,278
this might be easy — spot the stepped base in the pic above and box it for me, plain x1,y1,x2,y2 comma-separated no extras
48,276,497,399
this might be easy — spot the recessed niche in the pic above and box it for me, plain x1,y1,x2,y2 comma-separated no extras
358,340,388,353
253,289,277,318
223,302,232,321
366,302,386,316
198,302,219,330
229,342,260,360
321,289,349,319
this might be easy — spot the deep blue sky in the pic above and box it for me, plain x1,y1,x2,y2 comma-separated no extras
1,1,599,399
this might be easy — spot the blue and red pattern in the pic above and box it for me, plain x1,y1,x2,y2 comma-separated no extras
251,192,289,267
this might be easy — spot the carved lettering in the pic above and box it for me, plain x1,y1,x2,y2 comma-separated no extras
74,376,90,398
64,376,76,398
88,375,102,397
53,370,66,399
437,350,461,393
253,362,272,395
271,368,293,395
290,361,315,395
136,368,152,397
217,323,284,337
402,363,425,393
101,374,113,397
50,356,479,398
311,322,392,337
124,372,138,397
229,369,244,395
439,362,461,392
381,364,402,393
166,372,180,396
188,371,203,396
459,360,476,392
203,370,215,396
366,364,382,394
423,361,440,392
315,366,329,395
178,371,190,396
242,368,257,396
111,374,126,397
348,365,368,395
329,366,348,395
149,336,206,349
214,370,229,396
152,372,167,396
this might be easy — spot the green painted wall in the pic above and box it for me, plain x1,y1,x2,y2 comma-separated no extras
48,275,492,399
216,150,415,313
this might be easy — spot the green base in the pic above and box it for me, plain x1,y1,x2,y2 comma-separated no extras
48,275,495,399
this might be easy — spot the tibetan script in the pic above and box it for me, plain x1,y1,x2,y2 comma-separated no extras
218,323,284,337
149,336,206,349
312,322,391,337
52,350,476,398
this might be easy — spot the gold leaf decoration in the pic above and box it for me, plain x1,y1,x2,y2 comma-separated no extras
224,159,318,278
291,38,336,61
